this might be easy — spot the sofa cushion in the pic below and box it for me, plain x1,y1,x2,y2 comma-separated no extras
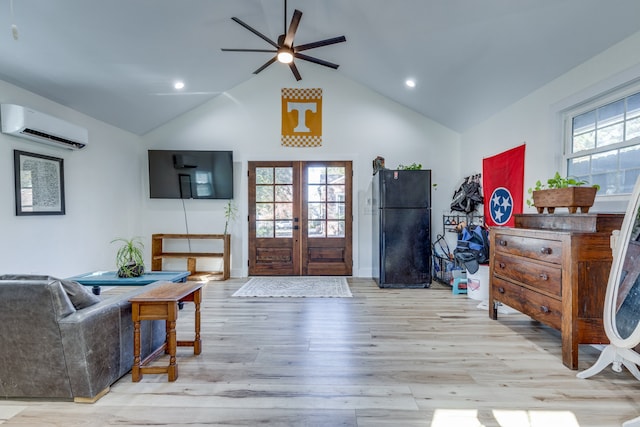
0,275,99,309
60,279,100,309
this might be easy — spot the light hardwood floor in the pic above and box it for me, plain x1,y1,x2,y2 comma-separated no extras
2,278,640,426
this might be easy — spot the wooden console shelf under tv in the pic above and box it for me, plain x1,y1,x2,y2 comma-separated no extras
151,234,230,281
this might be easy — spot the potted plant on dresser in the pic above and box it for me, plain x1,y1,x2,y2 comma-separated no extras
527,172,600,214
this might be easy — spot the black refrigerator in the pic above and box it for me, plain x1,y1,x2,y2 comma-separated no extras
372,169,432,288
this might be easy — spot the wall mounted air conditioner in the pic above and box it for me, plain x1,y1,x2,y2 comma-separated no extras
0,104,88,150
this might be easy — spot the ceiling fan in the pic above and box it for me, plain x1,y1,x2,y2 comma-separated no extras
221,0,346,81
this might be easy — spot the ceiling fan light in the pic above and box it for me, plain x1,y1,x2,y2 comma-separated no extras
277,49,294,64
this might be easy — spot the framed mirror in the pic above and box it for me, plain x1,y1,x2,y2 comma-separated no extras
612,201,640,344
578,175,640,426
579,174,640,376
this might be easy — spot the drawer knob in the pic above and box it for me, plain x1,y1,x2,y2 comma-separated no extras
539,273,549,281
499,262,506,269
540,305,550,313
499,240,507,246
540,247,553,255
498,287,505,294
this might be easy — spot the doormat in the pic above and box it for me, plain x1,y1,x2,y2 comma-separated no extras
232,276,352,298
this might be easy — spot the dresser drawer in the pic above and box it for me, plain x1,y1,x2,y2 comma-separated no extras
493,252,562,297
491,276,524,312
520,286,562,330
494,233,563,264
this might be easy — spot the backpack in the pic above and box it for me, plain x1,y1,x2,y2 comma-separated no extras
453,224,490,273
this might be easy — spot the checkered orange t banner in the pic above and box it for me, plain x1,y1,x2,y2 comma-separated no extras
281,88,322,147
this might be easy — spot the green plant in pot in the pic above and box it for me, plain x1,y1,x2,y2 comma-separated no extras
527,172,600,214
111,237,145,278
223,200,237,235
397,163,422,170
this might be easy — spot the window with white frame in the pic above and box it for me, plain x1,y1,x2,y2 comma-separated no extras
565,87,640,195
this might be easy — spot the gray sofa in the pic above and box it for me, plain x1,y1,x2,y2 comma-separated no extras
0,275,166,402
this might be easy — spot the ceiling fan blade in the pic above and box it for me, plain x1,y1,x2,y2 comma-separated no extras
253,56,278,74
295,35,346,52
294,53,340,70
283,9,302,47
231,17,279,49
289,62,302,81
221,48,277,53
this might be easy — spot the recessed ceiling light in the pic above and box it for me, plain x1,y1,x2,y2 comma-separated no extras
405,79,416,88
174,81,185,90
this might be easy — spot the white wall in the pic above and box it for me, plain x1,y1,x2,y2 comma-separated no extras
0,80,144,277
461,31,640,214
6,27,640,279
142,64,461,277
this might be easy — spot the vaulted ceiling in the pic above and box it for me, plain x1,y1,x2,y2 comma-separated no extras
1,0,640,135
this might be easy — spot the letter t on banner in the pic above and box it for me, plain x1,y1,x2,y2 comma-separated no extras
482,144,526,227
281,88,322,147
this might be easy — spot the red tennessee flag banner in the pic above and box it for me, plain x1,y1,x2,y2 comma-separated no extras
482,144,525,227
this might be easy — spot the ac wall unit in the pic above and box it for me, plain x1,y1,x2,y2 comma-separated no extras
0,104,88,150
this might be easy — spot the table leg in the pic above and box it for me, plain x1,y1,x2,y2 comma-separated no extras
92,285,101,295
131,305,142,382
167,302,178,381
194,289,202,355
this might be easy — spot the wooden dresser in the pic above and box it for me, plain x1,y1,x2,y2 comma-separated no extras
489,213,624,369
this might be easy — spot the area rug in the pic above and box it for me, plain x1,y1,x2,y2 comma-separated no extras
232,276,352,298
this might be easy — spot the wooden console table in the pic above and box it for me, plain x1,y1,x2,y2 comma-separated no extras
129,281,204,382
489,213,624,369
151,233,230,280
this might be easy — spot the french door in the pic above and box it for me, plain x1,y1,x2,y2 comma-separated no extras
248,161,352,276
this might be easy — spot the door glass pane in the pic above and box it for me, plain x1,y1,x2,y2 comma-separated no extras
256,203,274,220
275,220,292,238
275,185,293,202
308,185,326,202
256,186,274,202
308,167,326,184
308,221,325,237
256,221,274,238
256,168,273,184
327,203,345,219
327,220,345,237
275,203,292,220
275,167,293,184
327,185,345,201
327,167,345,183
308,203,326,220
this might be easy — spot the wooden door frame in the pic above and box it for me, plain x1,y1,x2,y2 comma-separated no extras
248,160,352,276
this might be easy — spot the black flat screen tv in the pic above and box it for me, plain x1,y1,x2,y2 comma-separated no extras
148,150,233,199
